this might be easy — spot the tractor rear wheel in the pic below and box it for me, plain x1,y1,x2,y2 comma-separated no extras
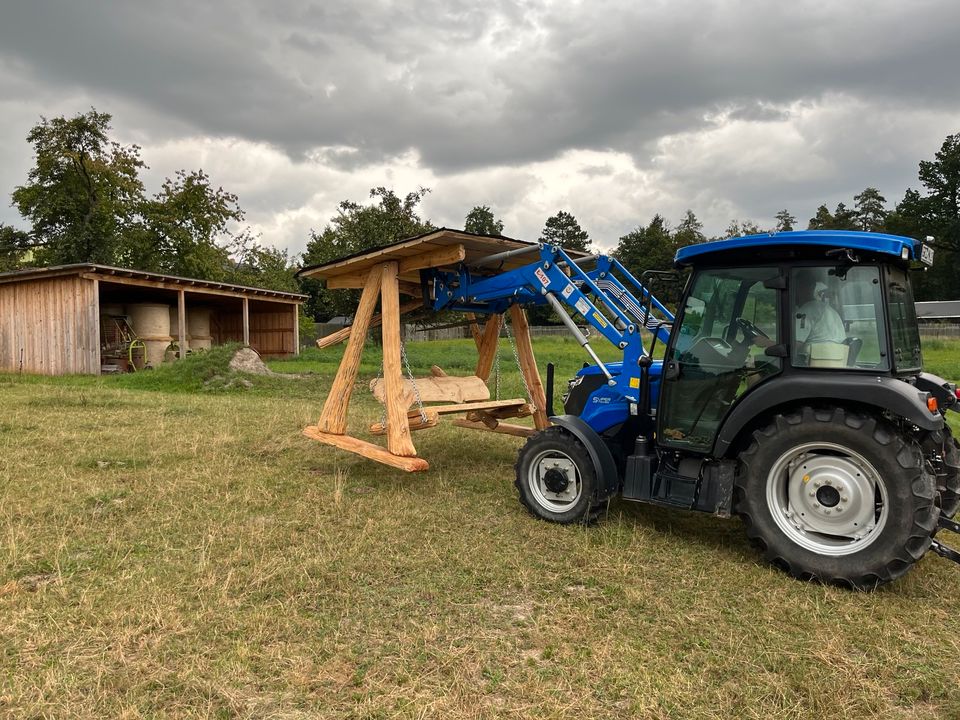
938,426,960,518
735,407,939,589
515,427,602,524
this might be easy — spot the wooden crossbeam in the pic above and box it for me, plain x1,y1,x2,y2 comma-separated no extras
452,419,536,438
369,409,440,435
397,244,465,274
303,426,429,472
466,404,534,422
316,299,421,349
428,398,527,415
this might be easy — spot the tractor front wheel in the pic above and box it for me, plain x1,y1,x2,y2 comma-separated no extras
515,427,602,524
735,407,939,589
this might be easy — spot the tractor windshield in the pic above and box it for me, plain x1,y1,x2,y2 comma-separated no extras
886,266,923,372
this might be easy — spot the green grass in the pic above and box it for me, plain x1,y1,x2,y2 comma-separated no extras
1,337,959,718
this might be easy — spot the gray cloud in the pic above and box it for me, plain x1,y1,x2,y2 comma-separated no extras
0,0,958,247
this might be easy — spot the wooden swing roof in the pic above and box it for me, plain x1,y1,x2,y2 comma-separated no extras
297,228,590,286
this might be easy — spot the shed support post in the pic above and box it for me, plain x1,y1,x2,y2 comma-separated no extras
508,304,549,430
293,303,300,355
242,297,250,347
380,261,418,457
178,289,187,359
317,268,382,435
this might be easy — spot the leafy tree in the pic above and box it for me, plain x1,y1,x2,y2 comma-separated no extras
808,205,835,230
832,202,858,231
541,210,591,252
673,210,705,247
614,215,676,276
231,243,300,293
723,219,761,238
917,133,960,252
853,187,887,231
464,205,504,236
0,224,32,271
774,209,796,232
301,187,433,320
11,109,146,265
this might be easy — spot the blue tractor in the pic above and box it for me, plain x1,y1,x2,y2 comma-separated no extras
428,230,960,588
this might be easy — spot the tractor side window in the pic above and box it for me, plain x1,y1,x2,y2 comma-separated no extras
790,266,888,370
886,266,922,372
660,268,780,451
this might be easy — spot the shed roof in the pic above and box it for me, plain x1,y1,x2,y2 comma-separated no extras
916,300,960,319
297,228,590,285
0,263,306,301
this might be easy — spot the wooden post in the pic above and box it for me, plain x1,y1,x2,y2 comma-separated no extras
92,278,101,375
178,289,187,359
293,303,300,355
242,297,250,347
466,312,483,349
380,262,418,457
508,305,549,430
317,269,383,434
474,314,502,382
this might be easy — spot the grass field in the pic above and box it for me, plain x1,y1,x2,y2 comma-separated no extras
2,337,960,718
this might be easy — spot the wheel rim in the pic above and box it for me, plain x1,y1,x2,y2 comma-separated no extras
528,449,583,513
765,441,889,556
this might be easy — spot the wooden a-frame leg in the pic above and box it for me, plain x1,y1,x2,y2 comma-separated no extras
380,262,418,457
317,268,383,434
508,305,549,430
474,313,502,382
466,312,483,350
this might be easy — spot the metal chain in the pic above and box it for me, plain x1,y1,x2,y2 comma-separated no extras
400,339,428,424
375,359,386,428
493,333,501,401
503,318,536,411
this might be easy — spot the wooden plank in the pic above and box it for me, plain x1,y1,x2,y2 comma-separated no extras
467,404,534,422
429,398,527,415
380,261,418,457
316,299,421,349
452,419,536,438
397,244,465,274
302,426,429,472
317,268,383,434
79,272,302,303
325,273,368,290
509,305,549,430
475,314,502,382
397,281,423,298
369,409,440,435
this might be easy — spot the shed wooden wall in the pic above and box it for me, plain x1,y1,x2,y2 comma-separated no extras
216,308,297,356
0,276,99,375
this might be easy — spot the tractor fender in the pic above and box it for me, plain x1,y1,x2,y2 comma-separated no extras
549,415,620,501
713,373,944,457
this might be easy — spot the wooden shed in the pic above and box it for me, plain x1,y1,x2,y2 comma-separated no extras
0,264,305,375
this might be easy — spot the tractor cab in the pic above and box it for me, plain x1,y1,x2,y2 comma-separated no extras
656,231,934,455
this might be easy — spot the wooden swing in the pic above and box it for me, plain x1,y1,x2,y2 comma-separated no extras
300,229,552,472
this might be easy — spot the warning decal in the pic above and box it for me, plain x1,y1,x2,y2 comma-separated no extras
592,311,608,328
575,297,590,316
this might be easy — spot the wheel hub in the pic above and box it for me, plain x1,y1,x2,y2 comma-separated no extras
785,453,878,539
534,456,578,504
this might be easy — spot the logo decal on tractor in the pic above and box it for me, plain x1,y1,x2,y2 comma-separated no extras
535,267,551,287
561,283,575,299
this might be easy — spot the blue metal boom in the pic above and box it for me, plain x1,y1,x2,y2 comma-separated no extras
425,243,674,407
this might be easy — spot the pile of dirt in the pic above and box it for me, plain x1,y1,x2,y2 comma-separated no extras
228,347,274,376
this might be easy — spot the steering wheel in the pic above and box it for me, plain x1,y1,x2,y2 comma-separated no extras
734,317,769,343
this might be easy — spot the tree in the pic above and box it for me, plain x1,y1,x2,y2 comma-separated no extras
673,210,705,247
917,133,960,252
231,243,300,293
614,215,676,275
723,219,761,238
808,205,835,230
853,187,887,231
301,187,433,320
541,210,591,252
464,205,504,236
11,109,146,265
774,209,796,232
0,224,32,272
832,202,858,231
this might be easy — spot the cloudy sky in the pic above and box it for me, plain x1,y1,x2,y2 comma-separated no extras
1,0,958,256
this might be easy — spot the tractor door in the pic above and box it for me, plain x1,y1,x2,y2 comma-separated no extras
658,268,782,452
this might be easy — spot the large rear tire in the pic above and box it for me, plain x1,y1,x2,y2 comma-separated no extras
515,427,603,524
938,426,960,518
735,407,939,589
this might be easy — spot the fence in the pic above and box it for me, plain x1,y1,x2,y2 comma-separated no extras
919,323,960,339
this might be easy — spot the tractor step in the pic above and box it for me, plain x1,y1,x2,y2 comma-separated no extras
931,515,960,565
